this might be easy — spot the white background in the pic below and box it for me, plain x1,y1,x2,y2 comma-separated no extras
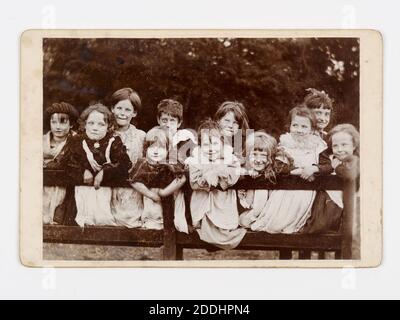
1,0,397,300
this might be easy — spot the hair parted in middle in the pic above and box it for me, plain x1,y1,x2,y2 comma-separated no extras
214,101,250,133
111,87,142,112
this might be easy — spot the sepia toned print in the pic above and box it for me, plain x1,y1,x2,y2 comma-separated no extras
20,29,382,267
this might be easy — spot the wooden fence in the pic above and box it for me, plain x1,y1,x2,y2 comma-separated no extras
43,170,358,260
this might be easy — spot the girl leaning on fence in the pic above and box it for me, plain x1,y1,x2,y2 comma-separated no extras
64,103,132,227
109,88,146,228
43,102,79,224
250,106,328,234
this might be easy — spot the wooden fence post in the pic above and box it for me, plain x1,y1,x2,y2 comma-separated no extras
341,179,357,260
161,195,177,260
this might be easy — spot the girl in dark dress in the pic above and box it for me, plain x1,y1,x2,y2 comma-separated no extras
65,103,131,227
302,124,360,234
129,126,187,230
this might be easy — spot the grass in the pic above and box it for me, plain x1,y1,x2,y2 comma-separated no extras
43,243,279,261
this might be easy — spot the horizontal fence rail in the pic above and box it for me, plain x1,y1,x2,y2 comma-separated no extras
42,169,357,261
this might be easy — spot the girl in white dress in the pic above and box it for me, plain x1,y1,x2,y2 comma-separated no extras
238,131,277,228
110,88,146,228
186,119,246,249
251,106,327,234
43,102,78,224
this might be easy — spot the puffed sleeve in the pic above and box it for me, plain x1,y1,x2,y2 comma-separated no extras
63,135,88,184
218,159,240,190
128,158,151,185
274,146,294,176
188,162,210,191
102,136,132,184
316,150,334,175
335,155,360,180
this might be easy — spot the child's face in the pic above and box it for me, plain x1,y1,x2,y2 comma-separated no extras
50,113,71,139
201,133,222,161
332,131,355,161
146,143,168,164
249,150,269,172
112,99,136,128
218,111,240,138
158,112,181,135
85,111,108,141
312,107,331,131
290,115,312,139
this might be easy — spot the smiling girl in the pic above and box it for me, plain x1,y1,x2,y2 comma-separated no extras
238,131,277,228
186,119,246,249
303,88,334,141
214,101,250,161
110,88,146,228
251,106,327,234
302,123,360,234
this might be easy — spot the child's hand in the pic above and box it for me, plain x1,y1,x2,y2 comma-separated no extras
238,189,247,200
93,170,104,190
83,169,94,185
290,168,303,176
300,166,318,181
204,170,219,187
248,168,261,179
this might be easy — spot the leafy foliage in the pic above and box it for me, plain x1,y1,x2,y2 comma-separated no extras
43,37,359,137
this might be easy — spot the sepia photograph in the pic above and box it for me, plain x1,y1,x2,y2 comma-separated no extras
20,30,382,267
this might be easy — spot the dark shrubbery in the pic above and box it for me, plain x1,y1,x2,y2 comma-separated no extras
43,37,359,137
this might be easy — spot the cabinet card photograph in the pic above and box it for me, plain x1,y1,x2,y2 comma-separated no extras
20,29,382,267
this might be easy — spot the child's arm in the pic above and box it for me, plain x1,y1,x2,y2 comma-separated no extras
300,150,333,181
274,146,294,176
335,155,360,180
63,136,90,184
158,175,187,197
131,182,161,202
315,150,334,175
218,160,240,190
188,164,210,191
102,137,132,184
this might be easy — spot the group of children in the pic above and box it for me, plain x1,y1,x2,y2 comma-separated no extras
43,87,360,249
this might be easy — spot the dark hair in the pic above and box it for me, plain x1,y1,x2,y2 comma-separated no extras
214,101,250,133
328,123,360,156
78,103,115,133
45,102,79,126
157,99,183,122
111,87,141,113
287,105,317,131
304,88,333,111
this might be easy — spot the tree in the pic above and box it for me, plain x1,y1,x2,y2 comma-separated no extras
43,37,359,136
